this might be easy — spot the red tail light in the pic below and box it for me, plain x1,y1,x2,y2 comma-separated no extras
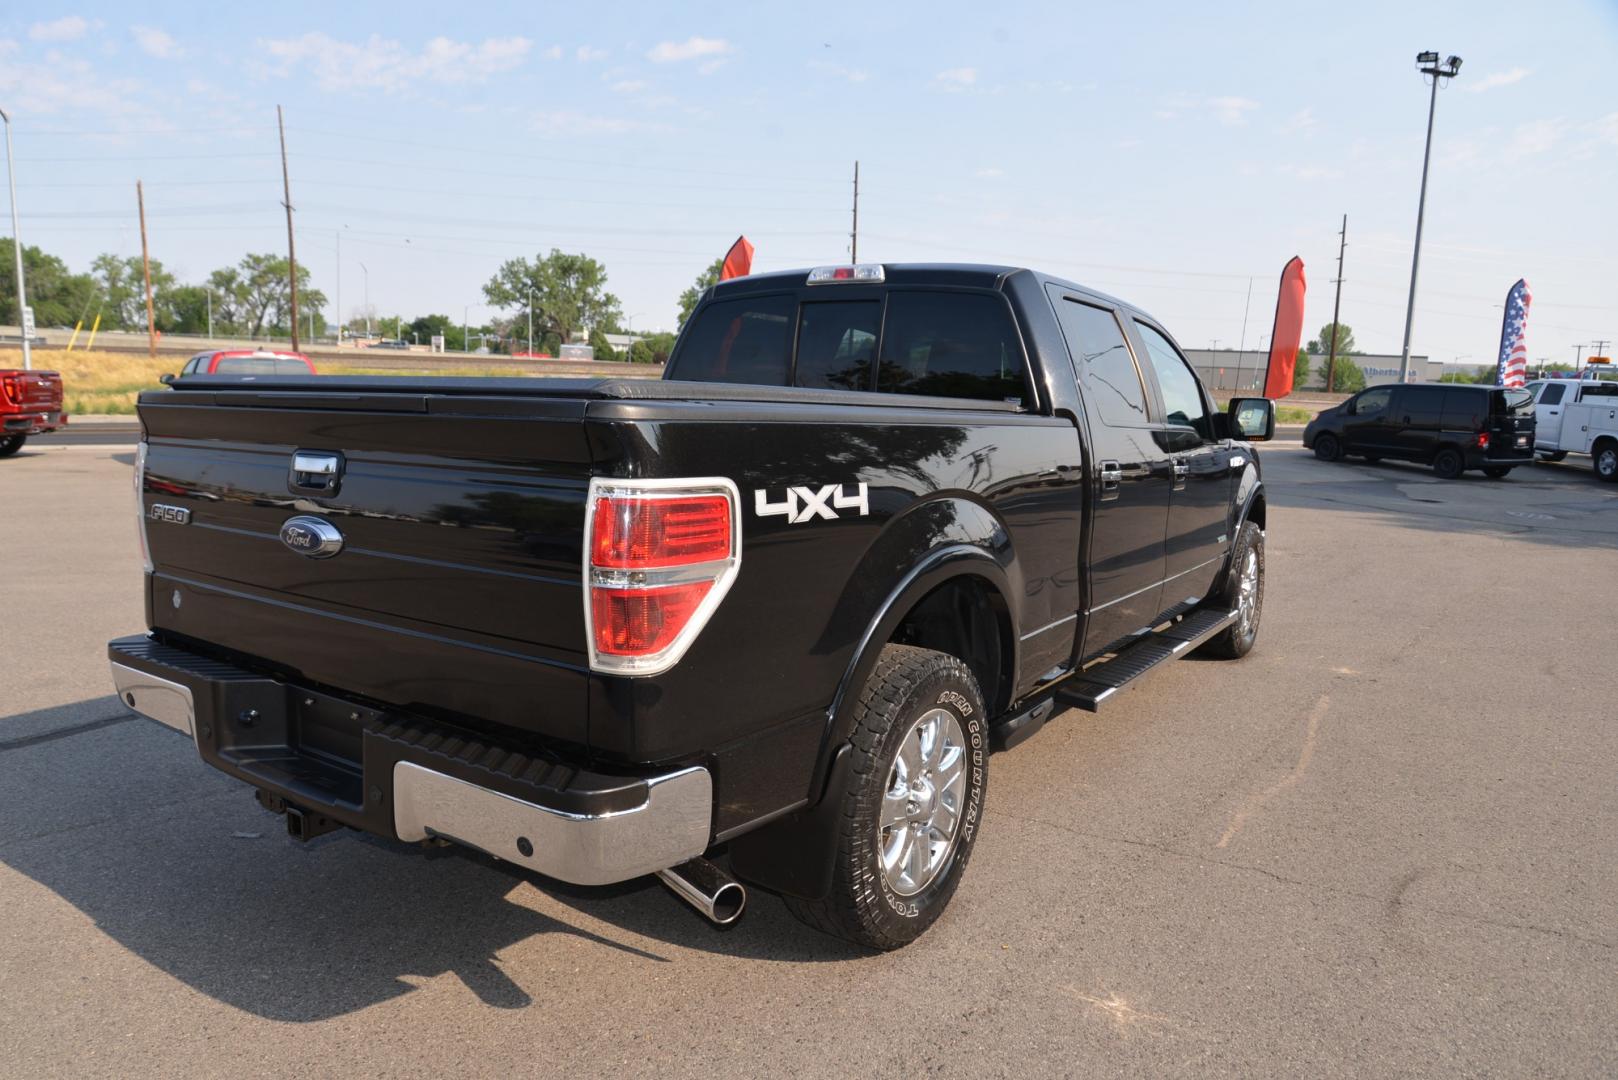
1477,432,1490,450
1,376,16,405
584,479,741,675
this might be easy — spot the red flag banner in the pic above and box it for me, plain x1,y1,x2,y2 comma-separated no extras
720,235,755,281
1262,256,1306,399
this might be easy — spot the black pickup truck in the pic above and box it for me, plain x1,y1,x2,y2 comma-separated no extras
109,263,1274,949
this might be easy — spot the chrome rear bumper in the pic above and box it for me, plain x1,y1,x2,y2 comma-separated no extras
392,761,713,886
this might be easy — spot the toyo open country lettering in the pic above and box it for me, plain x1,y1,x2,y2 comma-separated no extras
109,262,1275,949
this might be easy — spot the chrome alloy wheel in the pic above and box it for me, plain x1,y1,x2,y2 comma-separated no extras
1236,547,1260,638
879,707,969,897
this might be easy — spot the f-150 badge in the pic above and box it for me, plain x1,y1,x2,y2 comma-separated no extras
754,483,869,524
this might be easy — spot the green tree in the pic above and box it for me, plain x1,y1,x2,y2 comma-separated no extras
1326,355,1366,393
588,326,617,362
166,285,213,334
627,338,655,364
1305,321,1356,358
483,250,623,346
408,313,458,349
1292,348,1311,391
92,253,178,330
0,240,96,328
642,331,677,364
678,257,724,327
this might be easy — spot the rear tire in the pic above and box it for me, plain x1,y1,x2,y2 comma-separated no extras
782,644,987,950
1595,441,1618,483
0,434,26,458
1482,466,1512,479
1432,448,1465,479
1313,433,1343,462
1199,521,1264,660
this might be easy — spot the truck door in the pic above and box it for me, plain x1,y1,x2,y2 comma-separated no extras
1046,288,1170,657
1340,387,1395,453
1533,382,1567,448
1132,320,1234,605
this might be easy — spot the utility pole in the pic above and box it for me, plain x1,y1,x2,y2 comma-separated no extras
206,287,212,339
137,180,156,360
528,286,534,356
1398,51,1463,384
1327,214,1347,392
277,105,300,351
1,105,31,370
850,160,859,263
335,228,342,343
1574,344,1586,366
1236,277,1253,391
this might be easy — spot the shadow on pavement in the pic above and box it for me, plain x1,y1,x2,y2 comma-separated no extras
1267,449,1618,551
0,699,860,1023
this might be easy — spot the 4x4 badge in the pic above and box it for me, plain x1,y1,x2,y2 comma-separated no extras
754,483,869,524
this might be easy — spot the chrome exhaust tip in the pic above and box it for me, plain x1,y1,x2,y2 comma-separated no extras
656,857,747,926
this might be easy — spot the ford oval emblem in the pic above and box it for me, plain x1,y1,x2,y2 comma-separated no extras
279,515,344,559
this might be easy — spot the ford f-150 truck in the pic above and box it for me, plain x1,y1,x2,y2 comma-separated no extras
1,367,65,456
108,263,1275,948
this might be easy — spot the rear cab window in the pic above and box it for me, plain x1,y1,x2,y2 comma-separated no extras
667,287,1031,406
1046,289,1149,427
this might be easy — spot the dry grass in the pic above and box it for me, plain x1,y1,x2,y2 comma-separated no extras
0,349,564,416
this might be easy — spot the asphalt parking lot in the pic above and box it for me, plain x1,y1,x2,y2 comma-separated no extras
2,438,1615,1078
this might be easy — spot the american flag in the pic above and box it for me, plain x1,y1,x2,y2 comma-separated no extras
1496,278,1532,388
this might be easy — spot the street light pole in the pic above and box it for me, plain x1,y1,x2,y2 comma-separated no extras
1,105,31,370
359,261,370,337
1398,51,1463,384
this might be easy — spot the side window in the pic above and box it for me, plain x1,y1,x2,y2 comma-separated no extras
1539,383,1566,406
181,358,199,375
876,291,1028,404
1401,387,1446,426
794,301,879,391
1354,388,1393,416
1442,389,1482,429
1049,293,1147,425
1134,321,1209,436
665,294,796,385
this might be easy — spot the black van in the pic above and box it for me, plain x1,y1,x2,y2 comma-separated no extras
1303,383,1537,478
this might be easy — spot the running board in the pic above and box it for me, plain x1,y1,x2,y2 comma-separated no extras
1054,608,1238,713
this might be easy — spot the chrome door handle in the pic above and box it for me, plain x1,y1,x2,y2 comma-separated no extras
1099,461,1122,488
1171,460,1188,489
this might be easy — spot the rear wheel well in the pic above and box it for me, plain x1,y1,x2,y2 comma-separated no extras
889,576,1012,717
1245,492,1266,532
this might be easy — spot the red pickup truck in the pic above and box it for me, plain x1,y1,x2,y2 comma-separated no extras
0,368,66,457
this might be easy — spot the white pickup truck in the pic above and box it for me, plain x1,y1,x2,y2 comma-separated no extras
1526,378,1618,481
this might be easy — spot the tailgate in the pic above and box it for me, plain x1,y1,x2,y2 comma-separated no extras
137,389,595,747
5,370,62,410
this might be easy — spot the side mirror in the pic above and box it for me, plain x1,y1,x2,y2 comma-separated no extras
1228,397,1275,442
159,373,177,385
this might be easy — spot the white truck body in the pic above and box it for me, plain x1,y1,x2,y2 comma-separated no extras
1527,378,1618,481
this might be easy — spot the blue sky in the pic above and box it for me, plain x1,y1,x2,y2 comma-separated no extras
2,0,1614,363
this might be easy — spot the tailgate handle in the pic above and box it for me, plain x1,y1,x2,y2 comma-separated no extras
289,451,344,495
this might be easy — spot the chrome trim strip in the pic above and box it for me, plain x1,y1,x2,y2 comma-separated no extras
1087,554,1226,615
392,761,713,887
110,661,195,739
1019,612,1078,641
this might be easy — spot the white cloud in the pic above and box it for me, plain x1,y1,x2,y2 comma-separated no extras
541,44,562,60
1279,163,1340,180
696,58,727,75
576,45,608,62
29,16,90,42
1158,93,1258,126
530,109,663,136
1506,119,1564,159
1281,107,1316,135
1206,95,1258,125
1465,67,1530,93
974,167,1004,179
1596,113,1618,147
610,80,648,94
809,60,867,83
131,26,181,59
934,67,976,89
647,36,731,63
258,33,532,91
